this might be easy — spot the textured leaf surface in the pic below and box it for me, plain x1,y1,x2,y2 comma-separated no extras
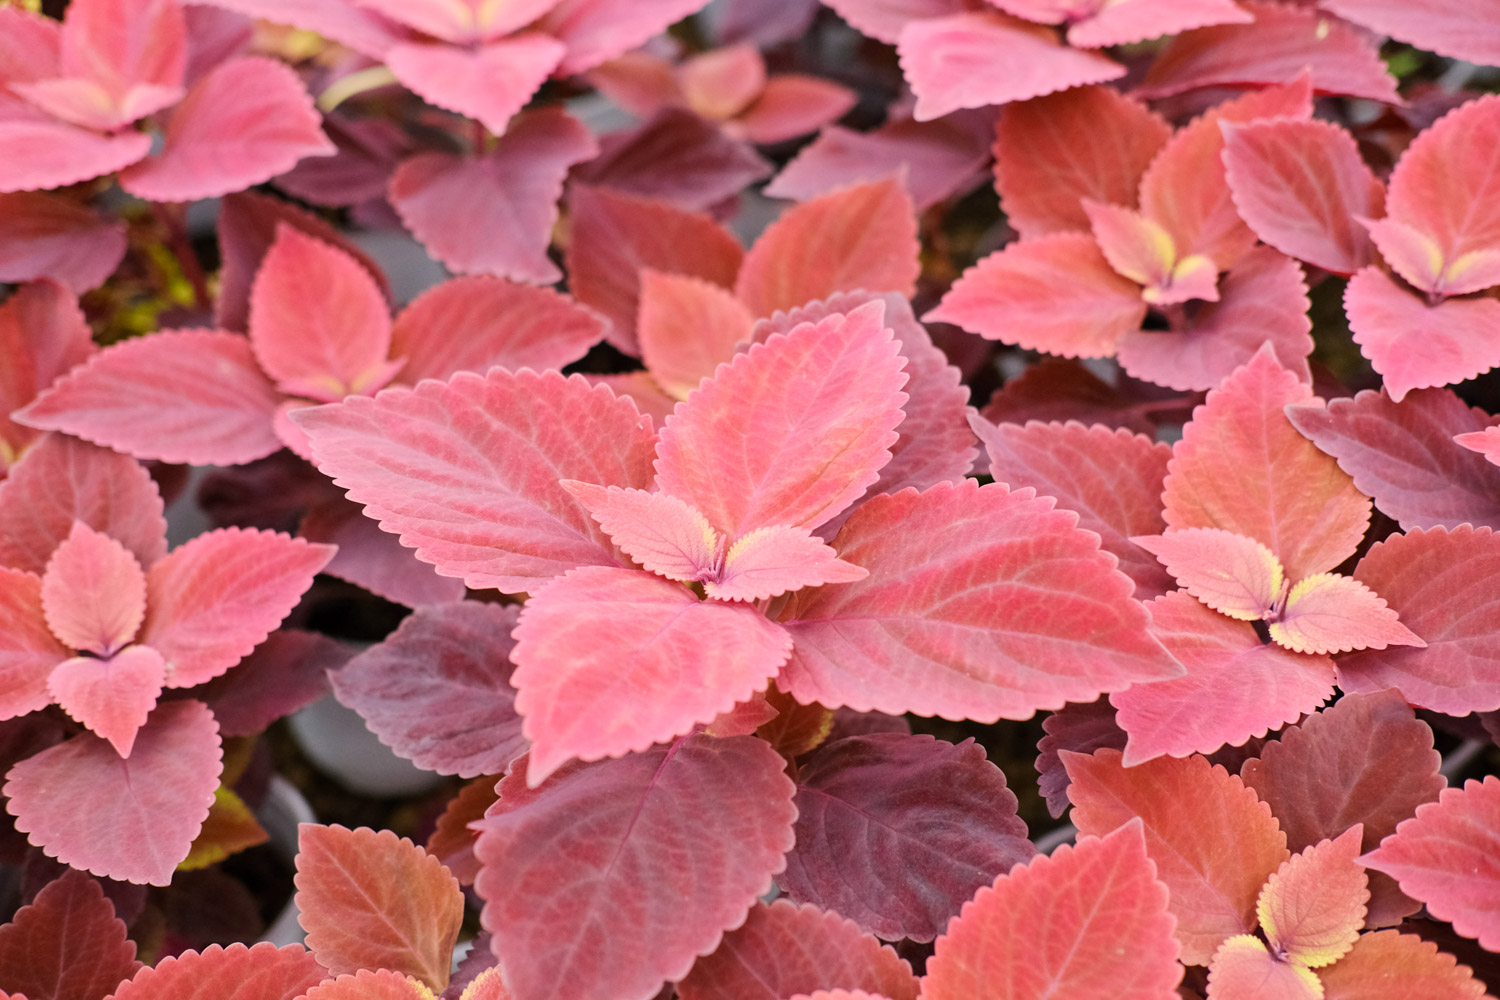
709,525,867,602
780,733,1034,942
817,0,965,44
293,369,658,592
296,824,463,989
1064,0,1251,46
1205,936,1321,1000
473,735,797,1000
1286,388,1500,531
0,192,126,293
300,499,468,609
195,628,351,738
510,567,793,784
0,869,139,1000
1084,200,1216,305
331,602,526,778
735,179,919,320
777,480,1182,721
0,568,67,721
1162,347,1370,582
0,115,150,195
1111,591,1334,765
139,528,333,688
47,646,164,758
15,330,283,466
4,700,221,885
1035,699,1127,818
656,301,906,536
0,280,94,469
40,522,146,656
1456,426,1500,467
1064,748,1289,965
676,900,919,1000
1320,0,1500,67
385,35,563,137
975,419,1172,599
1132,529,1281,620
104,942,325,1000
1258,827,1368,968
1340,526,1500,714
297,970,437,1000
1270,574,1424,655
636,270,754,401
563,483,715,582
1315,929,1490,1000
390,109,596,284
922,820,1182,1000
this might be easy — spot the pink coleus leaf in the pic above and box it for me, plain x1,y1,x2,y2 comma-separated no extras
296,971,437,1000
3,699,221,886
1064,747,1290,965
780,733,1035,942
299,497,468,609
1341,525,1500,716
55,0,185,102
636,270,755,401
708,525,868,602
15,330,284,467
1321,0,1500,68
473,735,797,1000
924,232,1146,357
390,108,596,284
0,435,166,576
296,824,463,990
675,900,920,1000
1362,776,1500,952
1063,0,1252,48
0,869,140,1000
1162,346,1371,582
733,73,858,146
777,479,1182,721
1286,388,1500,532
0,568,68,722
117,56,334,203
817,0,965,45
1132,528,1281,620
329,602,527,778
1205,936,1321,1000
1359,216,1500,299
390,277,605,386
655,300,907,536
1221,118,1384,276
293,369,658,592
973,418,1173,599
921,820,1182,1000
1316,929,1491,1000
539,0,719,76
357,0,561,43
0,192,126,293
1084,199,1219,305
138,527,334,688
1343,266,1500,403
0,112,151,195
735,178,919,321
104,942,326,1000
510,566,793,785
385,35,563,138
897,11,1124,122
1257,826,1369,968
562,483,716,582
676,43,766,121
979,355,1166,433
273,114,411,209
45,646,164,759
249,225,392,401
1110,591,1335,765
993,85,1170,238
196,628,353,738
1136,1,1399,103
564,184,743,353
1455,426,1500,467
1269,573,1425,655
0,280,95,471
0,5,61,82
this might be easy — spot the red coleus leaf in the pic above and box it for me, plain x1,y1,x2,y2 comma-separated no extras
46,646,165,759
565,185,743,353
296,971,436,1000
925,232,1146,357
426,776,499,886
539,0,720,76
1110,591,1334,764
117,56,334,203
1162,346,1371,583
1315,929,1491,1000
293,369,657,593
1270,573,1424,655
897,11,1124,122
656,300,907,536
177,0,404,59
777,479,1182,721
735,178,920,320
249,225,392,401
390,108,597,285
677,899,919,1000
103,941,326,1000
0,280,94,471
1205,936,1321,1000
1321,0,1500,68
1341,525,1500,715
636,270,754,401
993,85,1170,238
1136,1,1398,104
296,824,463,990
138,528,333,688
15,330,283,467
974,419,1173,599
510,566,793,784
330,602,527,778
1035,699,1127,819
1064,748,1290,965
922,820,1182,999
0,193,126,293
1221,118,1384,276
780,733,1035,942
1132,529,1282,621
0,568,68,722
0,435,166,576
1362,776,1500,952
4,699,222,886
1256,826,1369,968
0,869,140,1000
1286,388,1500,531
385,35,564,138
473,735,796,1000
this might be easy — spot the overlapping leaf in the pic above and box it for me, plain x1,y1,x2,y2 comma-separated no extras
103,942,326,1000
1035,700,1126,818
1205,936,1321,1000
0,870,140,1000
0,193,126,293
0,280,94,471
636,271,754,400
385,35,564,138
1321,0,1500,68
0,567,67,721
1315,929,1491,1000
1255,826,1369,969
296,970,437,1000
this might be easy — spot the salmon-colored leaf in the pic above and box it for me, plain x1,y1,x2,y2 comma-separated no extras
40,522,146,657
922,820,1182,999
358,0,560,43
47,646,164,758
1204,935,1321,1000
0,116,150,195
1083,200,1203,302
1316,929,1490,1000
1258,827,1368,967
0,568,67,721
818,0,965,45
563,483,716,582
1065,0,1252,47
540,0,720,76
104,942,326,1000
637,270,754,401
1064,748,1289,965
0,869,139,1000
732,73,857,145
0,280,95,470
0,192,126,293
1455,426,1500,467
386,35,562,138
709,525,867,602
179,785,270,871
1132,528,1283,620
473,735,796,1000
1270,573,1425,655
426,776,499,886
1035,699,1127,819
297,970,437,1000
296,824,463,989
1320,0,1500,68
